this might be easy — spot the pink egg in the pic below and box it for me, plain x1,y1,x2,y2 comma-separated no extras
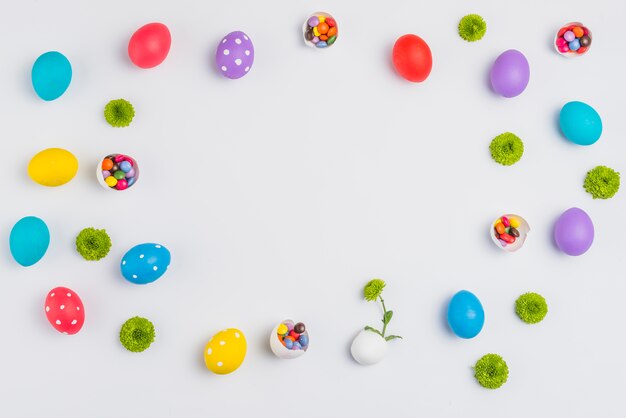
44,287,85,335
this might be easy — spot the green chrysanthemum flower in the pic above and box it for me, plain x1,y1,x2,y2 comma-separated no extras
474,354,509,389
120,317,155,352
515,292,548,324
490,132,524,166
364,279,386,301
458,14,487,42
75,227,112,261
104,98,135,127
584,165,620,199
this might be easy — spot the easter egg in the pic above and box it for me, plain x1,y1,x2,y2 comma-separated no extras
392,34,432,82
554,207,594,256
28,148,78,187
121,243,171,284
128,23,171,69
10,216,49,267
204,328,247,374
490,49,530,98
44,287,85,335
31,51,72,101
216,31,254,79
350,329,388,365
559,101,602,145
447,290,485,339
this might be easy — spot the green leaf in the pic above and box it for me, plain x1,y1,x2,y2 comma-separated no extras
385,335,403,341
383,310,393,325
364,326,383,337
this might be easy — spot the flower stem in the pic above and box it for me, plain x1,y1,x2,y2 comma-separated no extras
380,296,388,337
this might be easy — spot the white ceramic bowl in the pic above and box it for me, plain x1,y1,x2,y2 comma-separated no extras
554,22,592,57
490,214,530,252
97,153,139,191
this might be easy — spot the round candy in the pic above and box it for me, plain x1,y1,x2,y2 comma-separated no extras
580,35,591,47
294,322,306,333
303,12,338,48
392,34,433,82
563,31,575,42
554,207,594,256
128,23,171,69
277,323,288,335
31,51,72,101
216,31,254,79
559,101,602,146
490,49,530,98
572,27,584,37
569,39,581,51
98,154,139,190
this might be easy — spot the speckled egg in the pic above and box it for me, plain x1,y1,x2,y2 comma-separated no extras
204,328,247,374
121,243,171,284
44,287,85,335
215,31,254,79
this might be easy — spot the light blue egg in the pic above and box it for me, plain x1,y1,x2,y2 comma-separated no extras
121,243,171,284
559,101,602,146
447,290,485,339
31,51,72,101
9,216,50,267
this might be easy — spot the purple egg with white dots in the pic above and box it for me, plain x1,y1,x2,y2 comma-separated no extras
216,31,254,79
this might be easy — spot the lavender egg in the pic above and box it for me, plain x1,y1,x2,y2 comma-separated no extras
216,31,254,79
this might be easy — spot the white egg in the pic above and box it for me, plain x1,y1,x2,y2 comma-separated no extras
350,329,388,365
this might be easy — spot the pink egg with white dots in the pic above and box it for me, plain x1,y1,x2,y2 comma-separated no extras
215,31,254,79
44,287,85,335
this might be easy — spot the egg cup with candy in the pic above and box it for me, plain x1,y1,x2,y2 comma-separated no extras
98,154,139,191
303,12,338,48
491,214,530,252
555,22,592,56
270,320,309,359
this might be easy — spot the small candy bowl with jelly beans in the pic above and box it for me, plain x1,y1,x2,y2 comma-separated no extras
490,214,530,252
555,22,592,57
98,153,139,191
303,12,338,49
270,320,309,359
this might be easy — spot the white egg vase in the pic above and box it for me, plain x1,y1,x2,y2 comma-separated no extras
350,329,388,365
490,214,530,252
270,319,309,359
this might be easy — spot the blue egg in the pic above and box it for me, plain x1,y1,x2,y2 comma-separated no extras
9,216,50,267
121,243,171,284
31,51,72,101
559,101,602,146
447,290,485,339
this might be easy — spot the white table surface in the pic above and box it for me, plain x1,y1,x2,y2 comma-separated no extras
0,0,624,417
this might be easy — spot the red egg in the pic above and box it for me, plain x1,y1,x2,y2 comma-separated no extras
128,22,171,69
44,287,85,335
392,34,433,82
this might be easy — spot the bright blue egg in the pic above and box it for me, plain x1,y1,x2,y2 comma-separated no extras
31,51,72,101
9,216,50,267
121,243,171,284
559,101,602,146
447,290,485,339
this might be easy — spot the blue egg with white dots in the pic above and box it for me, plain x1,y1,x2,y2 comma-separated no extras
120,161,132,173
31,51,72,101
121,243,171,284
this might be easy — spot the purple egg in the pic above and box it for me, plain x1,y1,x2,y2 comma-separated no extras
490,49,530,98
216,31,254,79
554,207,594,256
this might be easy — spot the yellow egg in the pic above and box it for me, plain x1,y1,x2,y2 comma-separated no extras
204,328,246,375
28,148,78,187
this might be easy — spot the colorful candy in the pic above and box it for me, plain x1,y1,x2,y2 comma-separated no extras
98,154,139,191
270,320,309,359
491,214,530,252
555,23,592,56
303,12,338,48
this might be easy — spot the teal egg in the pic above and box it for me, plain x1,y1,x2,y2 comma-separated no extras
31,51,72,101
447,290,485,339
559,101,602,146
9,216,50,267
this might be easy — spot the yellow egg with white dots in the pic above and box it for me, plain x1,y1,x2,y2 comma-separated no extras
204,328,247,375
